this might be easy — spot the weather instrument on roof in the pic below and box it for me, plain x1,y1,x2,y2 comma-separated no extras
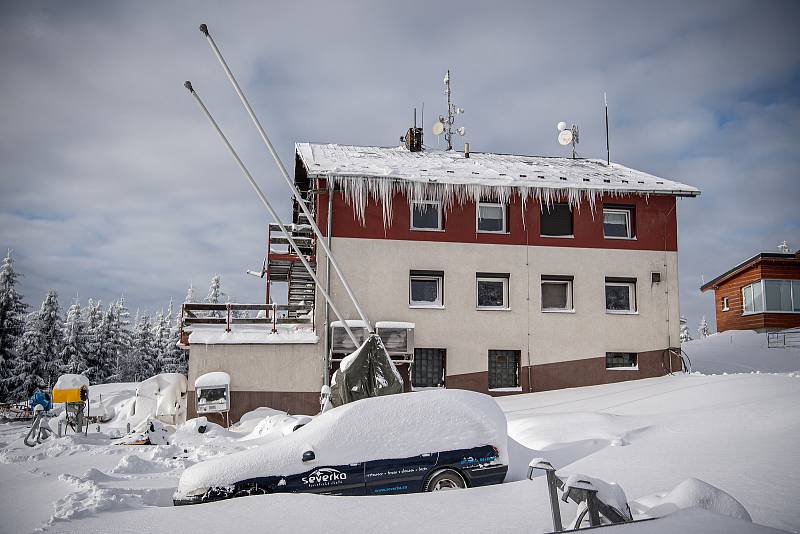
557,121,580,159
433,69,466,150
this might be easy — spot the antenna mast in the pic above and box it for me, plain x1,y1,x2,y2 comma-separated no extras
433,70,465,150
604,92,610,166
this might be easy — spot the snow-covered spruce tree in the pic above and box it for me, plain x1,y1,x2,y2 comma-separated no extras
0,250,28,401
113,297,135,382
185,285,194,304
697,316,710,339
151,310,168,375
679,315,692,343
60,300,88,375
95,303,120,382
10,290,62,397
82,299,105,383
205,275,225,318
130,313,156,381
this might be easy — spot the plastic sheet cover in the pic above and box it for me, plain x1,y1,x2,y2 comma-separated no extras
330,333,404,407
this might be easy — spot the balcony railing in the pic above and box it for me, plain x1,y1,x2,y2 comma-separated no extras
180,303,313,345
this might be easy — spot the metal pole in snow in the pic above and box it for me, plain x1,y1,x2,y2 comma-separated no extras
198,24,374,334
183,81,360,347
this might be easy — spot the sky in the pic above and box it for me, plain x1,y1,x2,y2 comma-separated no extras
1,0,798,332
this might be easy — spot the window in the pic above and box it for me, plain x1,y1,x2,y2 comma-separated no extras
411,200,442,230
743,280,800,313
605,278,636,313
606,352,638,369
488,350,520,389
722,296,730,311
409,270,443,307
603,207,634,238
540,203,573,237
412,348,445,388
476,273,509,309
477,202,507,233
541,275,573,311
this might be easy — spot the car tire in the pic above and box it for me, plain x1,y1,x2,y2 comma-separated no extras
424,469,467,492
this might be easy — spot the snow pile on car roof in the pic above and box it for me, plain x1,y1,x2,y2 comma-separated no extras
177,389,507,494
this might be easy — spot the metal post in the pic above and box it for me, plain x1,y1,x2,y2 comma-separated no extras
323,179,333,387
529,459,563,532
198,24,373,333
226,303,231,332
184,81,359,347
586,490,602,527
272,302,278,334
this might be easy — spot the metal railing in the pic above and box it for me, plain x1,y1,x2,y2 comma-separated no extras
767,327,800,349
181,303,312,341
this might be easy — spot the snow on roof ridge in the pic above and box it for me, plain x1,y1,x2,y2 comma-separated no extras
296,143,699,228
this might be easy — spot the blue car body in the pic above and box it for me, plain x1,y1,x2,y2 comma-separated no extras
173,444,507,505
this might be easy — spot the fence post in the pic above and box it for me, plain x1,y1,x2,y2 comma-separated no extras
226,303,231,332
272,302,278,333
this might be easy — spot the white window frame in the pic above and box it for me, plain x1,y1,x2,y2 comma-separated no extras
742,279,800,314
409,275,443,308
605,281,637,314
476,276,509,310
602,208,633,239
541,280,574,312
410,200,443,231
476,202,507,233
721,296,730,311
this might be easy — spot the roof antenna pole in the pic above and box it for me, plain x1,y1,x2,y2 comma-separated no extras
183,81,360,347
198,24,374,334
604,92,610,166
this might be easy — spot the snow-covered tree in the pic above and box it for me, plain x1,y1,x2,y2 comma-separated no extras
205,275,225,317
697,316,710,339
185,284,194,304
113,297,135,381
0,250,27,401
10,290,62,397
130,313,156,381
151,310,169,374
61,300,88,375
161,298,187,375
679,315,692,343
82,299,105,383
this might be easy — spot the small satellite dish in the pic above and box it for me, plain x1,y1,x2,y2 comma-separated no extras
558,129,573,145
557,121,567,132
457,126,465,136
456,108,465,115
432,121,445,136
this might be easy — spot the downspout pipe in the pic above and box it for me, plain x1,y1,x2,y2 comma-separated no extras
199,24,374,334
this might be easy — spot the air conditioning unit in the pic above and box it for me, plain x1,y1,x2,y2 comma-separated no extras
376,321,415,357
330,320,369,354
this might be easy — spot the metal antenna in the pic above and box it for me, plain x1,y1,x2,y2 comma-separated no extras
604,92,610,166
183,81,359,346
198,24,374,334
435,70,465,151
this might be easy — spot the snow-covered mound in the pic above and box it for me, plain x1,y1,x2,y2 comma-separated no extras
633,477,752,522
685,330,800,374
54,374,90,390
177,389,507,496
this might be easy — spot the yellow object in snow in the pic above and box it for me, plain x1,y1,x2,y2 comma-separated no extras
52,386,88,403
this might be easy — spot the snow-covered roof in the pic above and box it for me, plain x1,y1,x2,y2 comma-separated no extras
296,143,699,226
187,324,318,345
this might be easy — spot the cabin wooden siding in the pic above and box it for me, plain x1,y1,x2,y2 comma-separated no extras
712,258,800,332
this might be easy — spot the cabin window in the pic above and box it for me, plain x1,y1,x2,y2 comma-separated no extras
488,349,520,390
540,203,573,237
477,202,507,233
409,270,443,307
721,296,730,311
605,278,637,313
412,348,445,388
476,273,509,309
541,276,574,311
603,207,634,238
410,200,442,230
606,352,638,369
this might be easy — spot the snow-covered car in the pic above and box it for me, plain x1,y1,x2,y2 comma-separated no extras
173,389,508,505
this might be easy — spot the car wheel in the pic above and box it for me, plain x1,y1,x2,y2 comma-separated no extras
424,469,467,492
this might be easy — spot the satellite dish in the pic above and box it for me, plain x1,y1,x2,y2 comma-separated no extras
557,121,567,132
558,129,573,145
432,121,445,136
457,126,465,136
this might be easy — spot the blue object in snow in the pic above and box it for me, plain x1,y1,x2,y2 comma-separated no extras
29,389,52,412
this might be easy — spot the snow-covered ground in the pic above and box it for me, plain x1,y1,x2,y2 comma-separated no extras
1,330,798,533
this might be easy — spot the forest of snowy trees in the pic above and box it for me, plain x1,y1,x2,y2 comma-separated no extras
0,250,227,403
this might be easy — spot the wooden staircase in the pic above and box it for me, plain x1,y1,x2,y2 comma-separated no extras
266,212,317,318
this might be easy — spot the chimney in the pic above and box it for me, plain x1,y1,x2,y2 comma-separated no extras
464,142,470,158
403,108,423,152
